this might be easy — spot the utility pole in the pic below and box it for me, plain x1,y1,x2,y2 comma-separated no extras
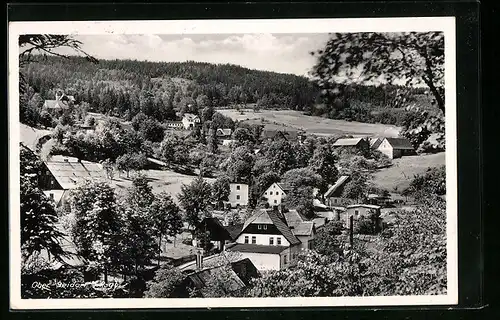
349,215,354,247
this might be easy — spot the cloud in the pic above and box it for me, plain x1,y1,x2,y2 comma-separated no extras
53,33,331,76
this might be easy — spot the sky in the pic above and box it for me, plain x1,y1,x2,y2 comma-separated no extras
54,33,332,77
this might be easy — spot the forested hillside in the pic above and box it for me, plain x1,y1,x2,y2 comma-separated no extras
22,55,431,126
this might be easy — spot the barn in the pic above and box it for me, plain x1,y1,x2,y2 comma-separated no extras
372,137,415,159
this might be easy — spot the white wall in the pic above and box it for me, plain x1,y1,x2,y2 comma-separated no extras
226,183,249,206
377,139,394,159
263,183,286,206
236,252,281,271
236,233,290,247
296,234,314,250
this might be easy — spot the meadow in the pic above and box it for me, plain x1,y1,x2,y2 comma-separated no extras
217,108,401,137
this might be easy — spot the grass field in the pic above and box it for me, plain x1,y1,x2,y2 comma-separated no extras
371,152,445,192
217,108,401,137
110,169,215,202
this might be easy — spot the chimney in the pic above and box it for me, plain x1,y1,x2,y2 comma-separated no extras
195,249,204,270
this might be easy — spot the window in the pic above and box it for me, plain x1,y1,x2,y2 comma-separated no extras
284,255,288,265
269,191,273,195
244,236,249,244
354,210,359,217
264,192,267,195
269,237,274,245
273,185,276,189
236,195,240,200
251,236,256,244
277,237,281,245
334,198,338,204
263,225,267,230
274,200,277,204
236,185,241,190
282,192,285,195
258,225,262,230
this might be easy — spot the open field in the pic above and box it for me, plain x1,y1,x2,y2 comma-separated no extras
371,152,445,192
217,108,401,137
110,169,215,202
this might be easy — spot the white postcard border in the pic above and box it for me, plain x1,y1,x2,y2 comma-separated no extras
8,17,457,309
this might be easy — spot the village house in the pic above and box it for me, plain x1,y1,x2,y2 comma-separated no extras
43,91,76,114
225,182,249,208
260,129,304,143
195,217,234,251
261,182,291,207
324,175,352,207
332,137,370,150
227,208,302,271
38,155,108,208
176,252,259,297
370,137,415,159
345,204,382,228
217,128,234,146
182,113,201,130
282,209,316,250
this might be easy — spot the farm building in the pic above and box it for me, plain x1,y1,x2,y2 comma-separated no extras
216,128,232,138
40,155,107,190
332,137,370,150
182,113,201,129
324,175,352,207
345,204,382,227
225,183,249,208
371,137,415,159
227,208,301,271
261,182,291,207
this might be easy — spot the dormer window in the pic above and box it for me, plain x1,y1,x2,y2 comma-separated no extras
263,225,267,230
258,225,262,230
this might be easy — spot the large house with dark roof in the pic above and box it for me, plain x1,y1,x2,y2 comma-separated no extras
227,209,304,271
371,137,415,159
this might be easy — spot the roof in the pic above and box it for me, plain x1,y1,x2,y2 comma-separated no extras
43,100,70,109
261,129,298,140
227,243,289,254
324,175,350,198
44,156,107,189
19,123,52,152
347,204,382,210
370,137,384,150
183,113,200,121
224,224,243,241
283,209,305,227
313,199,328,209
147,157,167,166
241,209,301,245
292,222,314,236
312,217,327,228
186,265,246,295
384,137,414,150
276,182,292,192
332,138,365,147
216,128,232,137
198,217,233,241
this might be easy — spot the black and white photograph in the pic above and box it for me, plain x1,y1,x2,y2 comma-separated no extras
9,18,457,309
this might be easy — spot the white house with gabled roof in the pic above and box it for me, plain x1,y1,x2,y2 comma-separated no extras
261,182,291,207
182,113,201,130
